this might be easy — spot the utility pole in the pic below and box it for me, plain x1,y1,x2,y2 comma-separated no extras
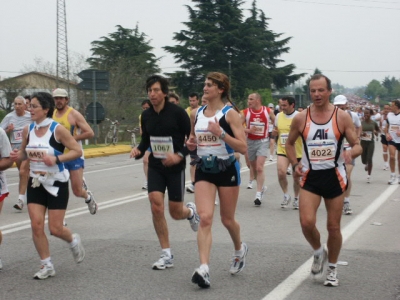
56,0,70,94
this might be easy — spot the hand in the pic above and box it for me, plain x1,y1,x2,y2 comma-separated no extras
248,126,257,134
386,134,393,141
207,117,222,136
186,136,197,151
162,153,181,167
293,163,304,177
42,155,56,167
6,124,14,132
10,149,20,162
130,147,141,158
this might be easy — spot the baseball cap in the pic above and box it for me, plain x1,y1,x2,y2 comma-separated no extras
275,105,279,110
52,88,68,98
333,95,347,105
268,103,274,108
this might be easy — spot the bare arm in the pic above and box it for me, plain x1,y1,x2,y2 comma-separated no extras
223,110,247,154
47,125,82,165
285,112,304,174
72,110,94,141
340,111,362,160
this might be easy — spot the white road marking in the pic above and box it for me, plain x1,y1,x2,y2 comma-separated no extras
262,184,399,300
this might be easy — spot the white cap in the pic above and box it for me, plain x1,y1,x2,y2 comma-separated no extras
333,95,347,105
275,105,279,110
52,88,68,98
268,103,274,108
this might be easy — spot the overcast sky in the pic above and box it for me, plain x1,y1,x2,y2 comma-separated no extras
1,0,399,88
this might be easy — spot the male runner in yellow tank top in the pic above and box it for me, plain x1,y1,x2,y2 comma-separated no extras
52,88,97,214
271,96,302,209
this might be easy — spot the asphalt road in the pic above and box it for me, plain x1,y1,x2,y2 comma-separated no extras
0,145,399,300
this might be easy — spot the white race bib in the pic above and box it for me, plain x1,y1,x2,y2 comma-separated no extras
250,121,265,136
307,139,336,164
26,145,49,162
150,136,174,159
389,125,399,132
280,133,288,147
361,131,373,141
13,129,23,141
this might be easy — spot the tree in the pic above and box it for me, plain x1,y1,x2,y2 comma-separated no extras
0,79,28,113
365,79,387,100
164,0,304,104
86,25,161,125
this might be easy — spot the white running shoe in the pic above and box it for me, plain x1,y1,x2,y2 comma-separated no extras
142,181,148,190
152,253,174,270
34,264,56,280
247,180,254,189
229,242,249,274
293,197,299,210
13,199,24,211
186,184,195,193
388,175,397,185
70,233,85,263
383,165,389,171
281,195,291,208
343,202,353,215
311,246,328,276
85,191,98,215
186,202,200,232
192,267,210,288
324,266,339,287
286,167,292,175
367,176,371,184
214,198,219,206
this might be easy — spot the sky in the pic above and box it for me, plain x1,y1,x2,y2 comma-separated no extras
1,0,400,89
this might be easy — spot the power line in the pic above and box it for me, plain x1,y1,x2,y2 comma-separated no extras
281,0,400,10
296,68,400,73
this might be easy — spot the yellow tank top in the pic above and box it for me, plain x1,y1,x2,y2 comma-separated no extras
276,111,302,157
53,107,81,154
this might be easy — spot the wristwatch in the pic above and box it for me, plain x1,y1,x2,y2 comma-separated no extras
219,130,226,140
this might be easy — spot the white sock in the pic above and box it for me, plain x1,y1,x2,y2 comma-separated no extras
328,262,337,269
188,208,194,219
162,248,172,258
234,243,245,257
284,193,290,199
40,257,52,266
314,246,323,256
344,197,350,204
200,264,209,273
18,194,26,202
391,172,396,177
85,194,91,202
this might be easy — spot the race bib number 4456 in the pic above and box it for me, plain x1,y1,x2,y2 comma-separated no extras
150,136,174,159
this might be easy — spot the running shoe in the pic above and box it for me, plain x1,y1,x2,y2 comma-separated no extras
192,267,210,288
286,167,292,175
388,175,397,185
152,253,174,270
367,176,371,184
383,165,389,171
254,192,262,206
186,202,200,232
85,191,98,215
142,181,148,190
324,266,339,287
229,242,249,274
0,258,2,270
293,197,299,210
247,180,254,189
281,195,291,208
13,199,24,211
70,233,85,263
311,246,328,276
398,176,400,184
33,264,56,280
343,202,353,215
215,198,219,206
186,183,195,193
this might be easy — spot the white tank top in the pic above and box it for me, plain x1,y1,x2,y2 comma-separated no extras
387,112,400,143
195,105,234,159
301,107,345,171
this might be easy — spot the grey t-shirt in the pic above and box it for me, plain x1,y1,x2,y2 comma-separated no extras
0,111,31,144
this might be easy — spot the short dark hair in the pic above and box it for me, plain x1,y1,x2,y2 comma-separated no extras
145,75,169,101
24,95,31,101
189,92,198,99
31,92,54,117
141,99,151,106
309,74,332,91
281,96,295,107
392,99,400,109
